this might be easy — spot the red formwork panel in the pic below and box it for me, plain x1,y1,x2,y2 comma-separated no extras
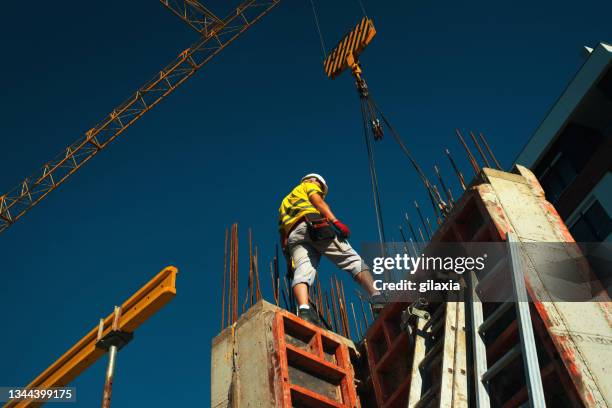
363,302,411,408
273,310,360,408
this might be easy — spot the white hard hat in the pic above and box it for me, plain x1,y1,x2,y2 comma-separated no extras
301,173,328,193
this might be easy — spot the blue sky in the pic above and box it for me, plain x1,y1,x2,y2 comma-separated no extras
1,0,610,406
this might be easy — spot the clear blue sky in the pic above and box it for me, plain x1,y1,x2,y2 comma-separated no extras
1,0,610,406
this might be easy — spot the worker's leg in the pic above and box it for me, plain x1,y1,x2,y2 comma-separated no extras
287,222,321,307
317,238,379,296
353,268,379,296
293,283,310,307
289,240,323,326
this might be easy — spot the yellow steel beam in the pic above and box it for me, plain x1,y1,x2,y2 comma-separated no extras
4,266,178,408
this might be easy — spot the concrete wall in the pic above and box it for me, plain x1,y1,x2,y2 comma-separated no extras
483,166,612,407
210,300,358,408
211,301,279,408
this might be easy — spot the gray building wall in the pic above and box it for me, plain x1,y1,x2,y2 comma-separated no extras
515,42,612,242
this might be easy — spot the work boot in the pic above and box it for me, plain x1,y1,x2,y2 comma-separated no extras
297,307,323,328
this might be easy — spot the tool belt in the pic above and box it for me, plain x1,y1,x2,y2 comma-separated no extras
303,213,336,242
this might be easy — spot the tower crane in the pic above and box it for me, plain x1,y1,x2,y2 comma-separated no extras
0,0,280,234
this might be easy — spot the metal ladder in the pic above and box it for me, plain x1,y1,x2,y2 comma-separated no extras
468,232,546,407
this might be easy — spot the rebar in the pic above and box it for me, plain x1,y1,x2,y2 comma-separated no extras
405,214,419,243
414,201,432,240
455,129,480,175
351,302,362,339
221,228,228,330
479,132,502,170
360,297,369,333
445,148,467,191
254,246,262,301
434,164,454,207
469,130,491,168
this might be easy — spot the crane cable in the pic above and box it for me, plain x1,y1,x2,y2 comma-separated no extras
308,0,368,59
370,98,448,217
355,0,368,17
360,97,387,248
308,0,327,59
356,73,447,246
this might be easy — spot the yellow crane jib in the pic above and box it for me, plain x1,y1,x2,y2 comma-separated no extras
323,17,376,80
3,266,178,408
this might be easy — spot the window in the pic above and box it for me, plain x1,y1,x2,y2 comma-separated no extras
539,153,577,204
569,200,612,242
535,123,603,204
597,65,612,103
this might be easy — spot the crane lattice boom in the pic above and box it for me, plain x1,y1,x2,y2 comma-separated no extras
0,0,280,234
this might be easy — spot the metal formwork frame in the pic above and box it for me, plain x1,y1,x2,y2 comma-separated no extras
406,301,468,408
273,310,359,408
364,303,412,407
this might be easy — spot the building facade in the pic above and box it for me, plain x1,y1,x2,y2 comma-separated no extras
515,42,612,242
515,42,612,292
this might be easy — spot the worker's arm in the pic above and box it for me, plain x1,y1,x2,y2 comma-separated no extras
308,193,337,221
309,193,351,238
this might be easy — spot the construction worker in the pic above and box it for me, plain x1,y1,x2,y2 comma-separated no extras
279,173,382,326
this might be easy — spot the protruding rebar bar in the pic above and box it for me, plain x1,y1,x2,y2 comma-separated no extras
221,228,228,330
351,302,362,339
405,214,419,243
274,245,280,307
231,223,239,324
469,130,491,168
431,185,446,222
316,276,323,312
330,277,340,333
479,132,502,170
445,148,467,191
398,226,412,256
455,129,480,175
414,201,432,240
325,292,333,330
339,279,351,339
434,164,453,207
245,228,253,309
359,297,369,334
254,245,262,301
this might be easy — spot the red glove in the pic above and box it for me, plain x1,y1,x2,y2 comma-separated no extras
332,219,351,239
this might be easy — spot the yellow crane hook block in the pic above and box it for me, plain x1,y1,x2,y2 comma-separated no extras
323,16,376,79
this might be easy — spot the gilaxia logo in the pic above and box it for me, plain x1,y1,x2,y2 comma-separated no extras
371,254,487,275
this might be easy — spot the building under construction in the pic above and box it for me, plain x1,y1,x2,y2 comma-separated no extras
1,1,610,408
212,163,611,408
